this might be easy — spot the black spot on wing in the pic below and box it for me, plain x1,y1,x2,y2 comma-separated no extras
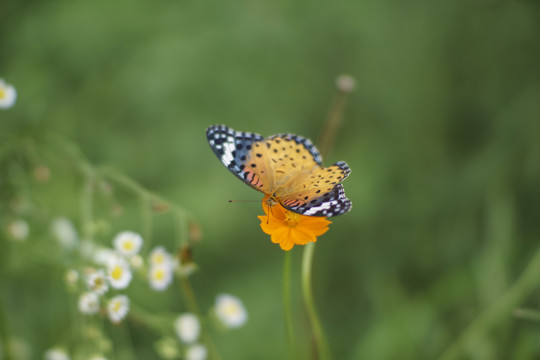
333,161,351,182
206,125,264,184
268,133,322,165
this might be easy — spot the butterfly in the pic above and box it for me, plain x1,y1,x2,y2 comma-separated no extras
206,125,351,217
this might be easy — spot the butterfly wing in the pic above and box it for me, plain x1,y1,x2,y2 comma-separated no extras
279,161,352,217
207,126,324,195
206,125,268,191
207,125,352,217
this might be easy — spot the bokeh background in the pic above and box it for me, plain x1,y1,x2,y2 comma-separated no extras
1,0,540,359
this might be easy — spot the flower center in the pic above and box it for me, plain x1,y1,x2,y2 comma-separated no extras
112,300,122,312
154,268,165,280
0,88,5,100
284,211,301,228
224,303,238,315
123,241,134,251
111,266,123,280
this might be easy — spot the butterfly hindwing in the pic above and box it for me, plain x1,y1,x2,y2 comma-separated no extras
279,161,352,216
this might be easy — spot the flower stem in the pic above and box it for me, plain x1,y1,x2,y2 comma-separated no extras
283,251,298,359
437,246,540,360
302,243,332,360
179,275,222,360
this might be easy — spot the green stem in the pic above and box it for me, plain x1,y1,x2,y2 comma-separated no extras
513,308,540,322
437,246,540,360
178,275,222,360
283,251,298,359
302,243,332,360
140,194,153,254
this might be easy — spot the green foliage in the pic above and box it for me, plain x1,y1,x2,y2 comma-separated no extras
1,0,540,359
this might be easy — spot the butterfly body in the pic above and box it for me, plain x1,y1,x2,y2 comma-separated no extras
206,125,351,217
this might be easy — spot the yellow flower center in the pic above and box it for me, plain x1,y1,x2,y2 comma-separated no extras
112,300,122,312
223,303,238,316
284,211,301,228
122,241,134,251
154,268,165,280
0,88,5,99
93,277,105,289
153,254,164,264
111,266,123,280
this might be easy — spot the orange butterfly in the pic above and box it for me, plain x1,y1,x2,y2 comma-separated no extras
207,125,351,217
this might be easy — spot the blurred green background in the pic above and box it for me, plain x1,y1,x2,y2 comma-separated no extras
1,0,540,359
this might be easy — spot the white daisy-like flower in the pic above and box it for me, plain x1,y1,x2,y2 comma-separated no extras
51,218,78,250
0,78,17,109
129,254,144,269
214,294,248,329
336,74,356,93
92,247,116,266
78,292,100,315
174,313,200,344
149,246,173,267
86,269,109,295
107,256,132,289
113,231,143,257
149,264,174,291
107,295,129,324
186,344,207,360
7,219,29,241
44,347,70,360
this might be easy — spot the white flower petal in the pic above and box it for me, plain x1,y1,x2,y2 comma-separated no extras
215,294,248,329
174,313,200,344
107,295,129,323
113,231,143,257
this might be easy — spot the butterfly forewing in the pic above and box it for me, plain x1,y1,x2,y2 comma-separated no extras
206,125,267,190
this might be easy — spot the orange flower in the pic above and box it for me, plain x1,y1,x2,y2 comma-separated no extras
258,197,331,251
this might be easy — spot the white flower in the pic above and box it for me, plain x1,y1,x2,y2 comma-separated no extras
215,294,248,329
148,264,173,291
78,292,100,315
51,218,78,250
0,78,17,109
113,231,143,257
86,269,109,295
129,254,144,269
92,247,116,266
44,347,70,360
149,246,173,267
107,256,132,289
107,295,129,323
89,356,107,360
174,313,200,344
335,74,356,93
186,344,207,360
7,219,29,241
